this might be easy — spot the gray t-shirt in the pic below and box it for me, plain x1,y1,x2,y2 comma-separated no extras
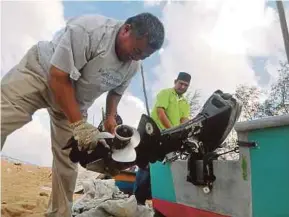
37,14,141,113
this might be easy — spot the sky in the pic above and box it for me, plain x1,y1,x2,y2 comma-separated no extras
1,0,288,166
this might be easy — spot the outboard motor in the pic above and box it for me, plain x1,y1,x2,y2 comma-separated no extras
135,90,242,192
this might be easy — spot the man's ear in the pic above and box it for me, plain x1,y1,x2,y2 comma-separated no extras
174,79,177,85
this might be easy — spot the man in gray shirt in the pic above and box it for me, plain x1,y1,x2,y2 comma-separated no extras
1,12,164,217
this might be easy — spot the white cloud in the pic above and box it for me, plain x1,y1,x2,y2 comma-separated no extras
151,0,286,104
1,1,65,74
144,0,163,7
144,0,176,7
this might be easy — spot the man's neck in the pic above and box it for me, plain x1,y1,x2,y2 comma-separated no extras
173,88,183,97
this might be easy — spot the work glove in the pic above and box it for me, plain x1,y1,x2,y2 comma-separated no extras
69,119,109,151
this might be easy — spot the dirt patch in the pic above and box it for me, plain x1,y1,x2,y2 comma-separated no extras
1,159,53,217
1,159,84,217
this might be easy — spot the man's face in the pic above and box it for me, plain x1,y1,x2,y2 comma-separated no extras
174,79,190,95
116,24,156,62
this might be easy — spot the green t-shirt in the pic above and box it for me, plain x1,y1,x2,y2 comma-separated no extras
151,88,190,130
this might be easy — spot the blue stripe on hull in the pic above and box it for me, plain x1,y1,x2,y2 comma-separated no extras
150,161,177,202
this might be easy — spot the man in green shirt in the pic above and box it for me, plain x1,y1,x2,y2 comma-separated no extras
151,72,191,129
133,72,191,204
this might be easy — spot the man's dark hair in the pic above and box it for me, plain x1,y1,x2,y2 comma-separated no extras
125,12,165,50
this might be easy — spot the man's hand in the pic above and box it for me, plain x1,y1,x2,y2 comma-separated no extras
104,115,117,134
70,119,102,151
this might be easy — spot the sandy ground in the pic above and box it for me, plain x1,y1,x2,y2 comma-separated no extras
1,159,152,217
1,159,53,217
1,159,85,217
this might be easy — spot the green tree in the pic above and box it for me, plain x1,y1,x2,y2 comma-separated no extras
218,84,263,160
216,62,289,160
261,61,289,116
235,84,263,121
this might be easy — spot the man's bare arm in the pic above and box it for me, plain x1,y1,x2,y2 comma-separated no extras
48,65,83,123
157,107,172,129
106,90,122,118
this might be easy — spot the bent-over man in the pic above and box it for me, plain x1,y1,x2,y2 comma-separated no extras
1,13,164,217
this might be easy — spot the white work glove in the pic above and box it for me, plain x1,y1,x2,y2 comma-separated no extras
69,119,109,151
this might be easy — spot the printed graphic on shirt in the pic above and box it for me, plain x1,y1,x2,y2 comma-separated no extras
99,68,124,91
